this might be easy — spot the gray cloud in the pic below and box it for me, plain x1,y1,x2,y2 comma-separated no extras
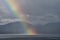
0,0,60,25
21,0,60,25
0,0,60,34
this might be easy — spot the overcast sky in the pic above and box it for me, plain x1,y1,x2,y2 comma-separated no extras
21,0,60,25
0,0,60,25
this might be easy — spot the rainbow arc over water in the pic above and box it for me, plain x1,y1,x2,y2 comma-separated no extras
0,0,37,35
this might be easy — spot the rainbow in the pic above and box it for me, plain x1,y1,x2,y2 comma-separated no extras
1,0,37,35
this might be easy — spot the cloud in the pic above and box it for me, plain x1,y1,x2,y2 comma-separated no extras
0,19,22,25
0,0,60,25
21,0,60,25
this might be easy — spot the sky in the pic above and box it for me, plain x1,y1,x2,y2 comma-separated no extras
0,0,60,25
21,0,60,25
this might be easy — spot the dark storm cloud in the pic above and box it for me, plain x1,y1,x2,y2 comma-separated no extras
0,0,60,34
21,0,60,25
0,0,60,25
20,0,60,34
